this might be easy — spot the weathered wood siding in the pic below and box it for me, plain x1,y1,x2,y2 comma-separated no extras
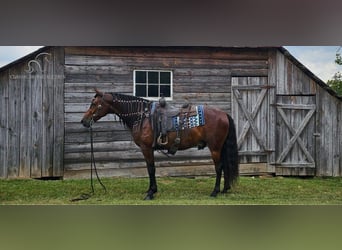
63,47,269,178
1,46,340,179
316,87,342,176
0,47,64,179
274,50,341,176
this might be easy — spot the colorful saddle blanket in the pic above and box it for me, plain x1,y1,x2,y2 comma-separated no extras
172,105,205,130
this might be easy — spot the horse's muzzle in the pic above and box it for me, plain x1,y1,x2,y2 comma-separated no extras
81,118,91,128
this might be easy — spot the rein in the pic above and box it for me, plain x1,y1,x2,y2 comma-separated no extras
70,121,107,202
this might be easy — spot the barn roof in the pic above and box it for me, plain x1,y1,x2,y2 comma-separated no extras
0,46,341,100
279,47,342,101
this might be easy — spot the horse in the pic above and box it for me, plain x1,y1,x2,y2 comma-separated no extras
81,89,239,200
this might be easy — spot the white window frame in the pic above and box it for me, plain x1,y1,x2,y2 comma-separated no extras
133,69,173,101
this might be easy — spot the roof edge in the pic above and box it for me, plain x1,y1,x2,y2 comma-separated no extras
0,46,51,73
278,47,342,101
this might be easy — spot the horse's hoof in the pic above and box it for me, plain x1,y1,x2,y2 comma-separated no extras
210,191,218,197
144,194,154,200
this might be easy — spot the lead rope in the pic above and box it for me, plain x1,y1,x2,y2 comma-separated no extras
70,122,107,202
89,124,107,194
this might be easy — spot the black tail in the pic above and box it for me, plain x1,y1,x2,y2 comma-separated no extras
220,114,239,189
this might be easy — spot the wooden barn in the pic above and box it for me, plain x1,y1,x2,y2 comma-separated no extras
0,46,341,179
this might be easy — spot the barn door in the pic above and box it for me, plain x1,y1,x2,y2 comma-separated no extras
275,95,316,176
231,77,274,164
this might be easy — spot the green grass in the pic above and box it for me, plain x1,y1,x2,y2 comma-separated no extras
1,176,342,205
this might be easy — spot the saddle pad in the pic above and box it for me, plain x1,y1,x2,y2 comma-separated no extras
172,105,205,130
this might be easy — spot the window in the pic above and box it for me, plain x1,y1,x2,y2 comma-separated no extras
134,70,172,99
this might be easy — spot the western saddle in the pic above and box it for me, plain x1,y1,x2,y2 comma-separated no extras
151,96,197,154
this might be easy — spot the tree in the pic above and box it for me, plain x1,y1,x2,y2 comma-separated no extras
327,46,342,96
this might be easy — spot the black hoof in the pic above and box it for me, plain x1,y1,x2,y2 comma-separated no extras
210,190,219,197
144,194,154,200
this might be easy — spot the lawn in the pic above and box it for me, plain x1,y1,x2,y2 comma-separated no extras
0,176,342,205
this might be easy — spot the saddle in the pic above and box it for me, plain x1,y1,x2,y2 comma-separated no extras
150,97,204,154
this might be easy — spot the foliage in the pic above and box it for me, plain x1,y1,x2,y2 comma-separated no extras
327,46,342,96
335,48,342,65
327,72,342,96
1,176,342,205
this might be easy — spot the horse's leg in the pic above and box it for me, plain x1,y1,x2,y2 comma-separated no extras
222,168,230,193
209,150,222,197
141,147,157,200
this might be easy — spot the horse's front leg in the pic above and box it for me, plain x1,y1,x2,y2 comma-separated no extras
141,148,157,200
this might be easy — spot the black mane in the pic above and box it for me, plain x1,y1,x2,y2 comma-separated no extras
111,93,151,129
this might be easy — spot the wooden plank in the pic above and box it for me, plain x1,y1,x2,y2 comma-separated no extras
276,51,286,95
64,150,212,172
19,62,32,178
64,130,132,143
64,82,127,93
0,70,9,178
64,141,138,153
175,68,231,76
30,69,43,178
267,50,277,173
276,103,316,110
275,166,315,176
64,65,132,75
53,47,65,177
64,46,270,61
231,69,268,77
315,87,322,175
175,92,230,102
7,66,21,178
41,51,54,177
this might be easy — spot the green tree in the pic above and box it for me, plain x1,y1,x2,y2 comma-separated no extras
327,46,342,96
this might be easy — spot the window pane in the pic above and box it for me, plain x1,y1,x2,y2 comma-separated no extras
148,85,159,97
148,71,158,84
160,72,171,84
136,84,146,97
160,85,171,97
135,71,146,83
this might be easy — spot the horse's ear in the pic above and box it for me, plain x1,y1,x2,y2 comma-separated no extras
94,88,103,97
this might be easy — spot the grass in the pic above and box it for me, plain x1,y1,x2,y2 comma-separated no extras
0,176,342,205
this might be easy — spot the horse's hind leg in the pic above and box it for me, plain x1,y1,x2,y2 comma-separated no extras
222,169,230,193
210,150,222,197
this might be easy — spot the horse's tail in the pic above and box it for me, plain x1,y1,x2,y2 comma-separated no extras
221,114,239,189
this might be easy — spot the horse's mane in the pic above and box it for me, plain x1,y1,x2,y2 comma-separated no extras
111,93,151,129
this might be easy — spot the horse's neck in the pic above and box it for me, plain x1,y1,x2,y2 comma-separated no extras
112,97,151,129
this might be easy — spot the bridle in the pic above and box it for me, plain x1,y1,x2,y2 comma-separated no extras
70,94,108,202
90,92,119,125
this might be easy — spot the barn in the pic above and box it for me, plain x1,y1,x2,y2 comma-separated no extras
0,46,341,179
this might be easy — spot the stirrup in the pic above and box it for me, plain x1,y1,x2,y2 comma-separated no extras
157,134,168,146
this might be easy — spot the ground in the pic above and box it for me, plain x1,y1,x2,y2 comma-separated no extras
1,176,341,205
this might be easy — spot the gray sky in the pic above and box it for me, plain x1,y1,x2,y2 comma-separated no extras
0,46,341,82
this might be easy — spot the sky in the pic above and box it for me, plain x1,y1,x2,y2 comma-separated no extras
0,46,341,82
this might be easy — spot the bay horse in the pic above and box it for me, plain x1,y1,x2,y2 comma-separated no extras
81,89,239,200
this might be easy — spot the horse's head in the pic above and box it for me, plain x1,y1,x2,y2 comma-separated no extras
81,89,113,128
